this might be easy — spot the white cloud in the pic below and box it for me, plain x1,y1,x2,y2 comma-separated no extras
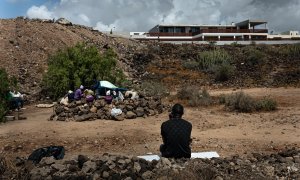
26,5,54,19
78,14,91,25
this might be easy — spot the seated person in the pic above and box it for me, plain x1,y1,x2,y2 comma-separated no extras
160,103,192,159
74,85,84,100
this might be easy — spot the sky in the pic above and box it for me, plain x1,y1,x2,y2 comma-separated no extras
1,0,300,33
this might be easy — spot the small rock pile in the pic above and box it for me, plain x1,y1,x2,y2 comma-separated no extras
50,95,165,122
27,154,186,180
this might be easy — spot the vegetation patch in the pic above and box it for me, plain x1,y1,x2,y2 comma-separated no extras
220,91,277,113
242,46,266,66
177,86,212,107
42,43,126,100
0,68,17,122
256,96,278,111
138,81,169,97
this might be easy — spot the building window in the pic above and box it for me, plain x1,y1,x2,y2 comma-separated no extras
175,27,185,33
191,27,200,33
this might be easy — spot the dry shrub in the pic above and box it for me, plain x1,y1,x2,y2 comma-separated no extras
139,81,169,97
222,92,277,113
177,86,212,107
256,96,277,111
224,91,256,113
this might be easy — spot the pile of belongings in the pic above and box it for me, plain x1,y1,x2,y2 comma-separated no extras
50,81,166,121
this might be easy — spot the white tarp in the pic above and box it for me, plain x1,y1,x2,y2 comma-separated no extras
100,81,118,89
137,152,220,161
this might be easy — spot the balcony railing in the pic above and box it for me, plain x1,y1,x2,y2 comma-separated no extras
148,29,268,37
200,29,268,33
148,32,192,36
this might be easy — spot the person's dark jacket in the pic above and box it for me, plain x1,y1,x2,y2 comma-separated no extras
161,118,192,158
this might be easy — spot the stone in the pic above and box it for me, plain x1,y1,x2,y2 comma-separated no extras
57,116,66,121
294,156,300,163
82,161,97,173
51,163,66,172
102,171,110,178
90,106,97,113
126,105,134,111
215,176,224,180
126,111,136,119
142,170,154,179
40,157,56,165
133,162,141,173
117,159,126,165
5,116,15,121
74,114,91,122
161,157,171,166
56,18,72,25
114,114,125,121
263,166,274,176
148,110,155,116
78,155,89,169
55,105,64,114
75,101,82,105
135,107,144,117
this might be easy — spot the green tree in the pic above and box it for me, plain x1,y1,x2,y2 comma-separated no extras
42,43,126,99
0,68,12,121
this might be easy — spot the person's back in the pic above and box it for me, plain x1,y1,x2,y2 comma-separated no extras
160,104,192,159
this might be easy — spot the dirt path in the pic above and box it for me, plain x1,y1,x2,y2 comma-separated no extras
0,88,299,159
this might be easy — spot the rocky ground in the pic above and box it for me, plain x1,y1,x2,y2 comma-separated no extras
1,148,299,179
0,88,299,179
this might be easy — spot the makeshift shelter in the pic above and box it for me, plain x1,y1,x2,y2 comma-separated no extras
96,81,127,96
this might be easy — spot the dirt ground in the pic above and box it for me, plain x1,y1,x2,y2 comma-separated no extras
0,87,299,160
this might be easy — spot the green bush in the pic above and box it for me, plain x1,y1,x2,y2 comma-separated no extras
177,87,212,107
197,49,232,72
256,96,277,111
222,92,278,113
0,68,14,122
224,91,256,113
213,63,234,82
243,47,266,66
218,94,226,104
279,44,300,58
42,43,126,99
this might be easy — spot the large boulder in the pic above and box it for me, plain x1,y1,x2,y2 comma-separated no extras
55,18,72,26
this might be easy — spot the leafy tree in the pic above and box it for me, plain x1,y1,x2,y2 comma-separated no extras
42,43,126,99
0,68,14,121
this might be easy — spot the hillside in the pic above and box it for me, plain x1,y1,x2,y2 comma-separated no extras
1,18,300,102
0,17,141,101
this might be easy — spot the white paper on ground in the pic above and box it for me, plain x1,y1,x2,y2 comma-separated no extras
138,151,219,161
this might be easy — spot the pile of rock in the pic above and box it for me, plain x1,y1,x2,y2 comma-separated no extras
6,148,298,179
50,95,165,122
25,154,187,180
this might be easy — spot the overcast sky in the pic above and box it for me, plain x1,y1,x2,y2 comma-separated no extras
1,0,300,33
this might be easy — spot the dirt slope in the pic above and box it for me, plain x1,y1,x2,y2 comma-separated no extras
0,18,141,101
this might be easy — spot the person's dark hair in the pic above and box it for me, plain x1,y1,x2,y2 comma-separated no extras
171,103,184,117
